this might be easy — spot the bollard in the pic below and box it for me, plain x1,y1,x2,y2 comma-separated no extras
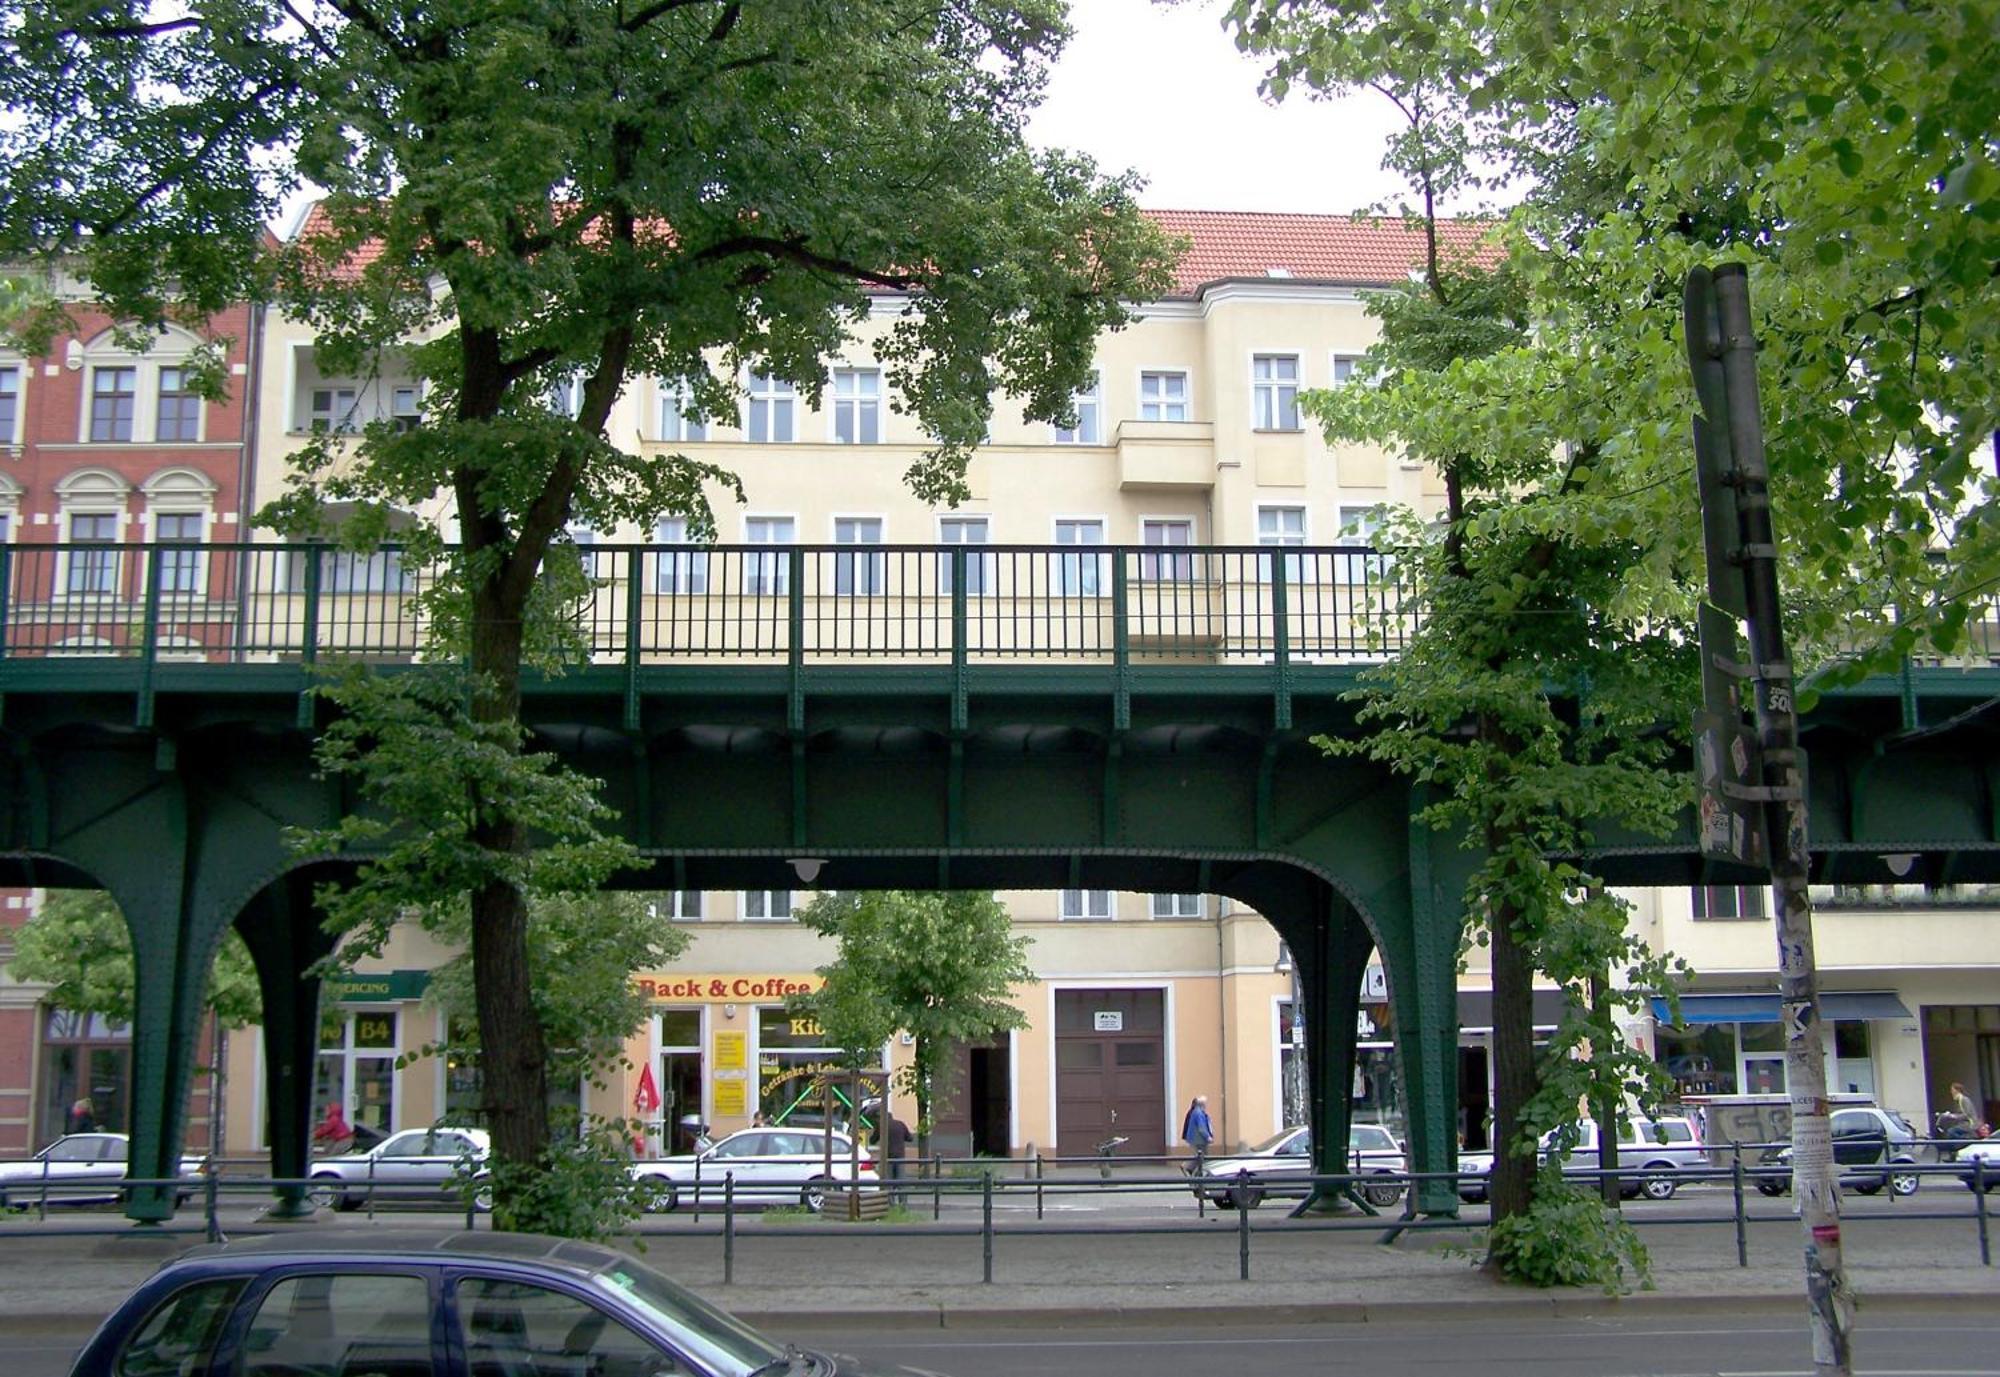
205,1168,221,1245
1977,1158,1990,1267
1035,1153,1044,1222
1237,1173,1251,1281
693,1157,702,1224
981,1172,994,1284
724,1174,736,1285
932,1153,942,1221
1732,1144,1748,1268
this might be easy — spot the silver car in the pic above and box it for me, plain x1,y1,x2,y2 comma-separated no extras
1460,1116,1706,1202
631,1126,879,1213
0,1132,207,1208
1195,1124,1407,1209
307,1126,491,1211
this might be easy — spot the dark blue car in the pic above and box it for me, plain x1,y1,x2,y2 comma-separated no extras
67,1230,941,1377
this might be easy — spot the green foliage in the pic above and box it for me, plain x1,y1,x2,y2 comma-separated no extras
1484,1172,1652,1293
8,890,263,1029
792,891,1033,1146
482,1111,668,1240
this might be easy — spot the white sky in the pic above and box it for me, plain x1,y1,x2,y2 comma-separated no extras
1026,0,1416,216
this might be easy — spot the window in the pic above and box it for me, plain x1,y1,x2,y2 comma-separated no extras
1139,518,1194,582
832,367,881,444
1257,505,1306,583
307,387,360,434
743,517,794,595
653,517,709,595
315,1009,399,1142
1053,375,1102,445
1150,893,1203,919
154,367,201,442
90,367,137,442
389,385,423,432
67,512,120,595
1330,353,1361,385
563,525,599,580
154,512,203,594
1252,354,1300,430
938,516,993,596
1139,370,1189,422
546,371,584,419
456,1278,674,1377
1691,885,1769,920
833,517,884,596
657,382,707,443
742,890,793,920
1060,889,1111,920
746,370,795,443
1053,518,1106,596
652,891,703,921
243,1274,436,1377
114,1278,246,1377
0,365,21,444
1335,505,1381,546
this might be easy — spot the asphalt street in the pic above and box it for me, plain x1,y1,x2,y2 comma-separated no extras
16,1305,2000,1377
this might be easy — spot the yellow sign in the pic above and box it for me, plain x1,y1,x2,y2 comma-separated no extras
713,1030,747,1072
712,1080,747,1116
636,974,823,1003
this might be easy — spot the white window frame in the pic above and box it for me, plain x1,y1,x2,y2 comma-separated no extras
656,380,707,443
1059,889,1113,920
831,515,886,596
741,890,795,921
745,370,796,444
1251,352,1302,432
652,516,710,595
389,384,423,432
56,471,130,598
0,475,20,545
743,515,796,596
306,385,362,434
0,360,21,446
1329,352,1362,387
148,509,209,597
1052,373,1102,445
937,515,994,596
1257,504,1307,584
1138,517,1196,582
562,524,601,580
830,367,882,445
651,891,703,922
1137,369,1189,422
1052,517,1108,597
1150,893,1204,919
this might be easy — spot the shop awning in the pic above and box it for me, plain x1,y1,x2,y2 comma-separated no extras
1457,990,1572,1032
1648,991,1911,1025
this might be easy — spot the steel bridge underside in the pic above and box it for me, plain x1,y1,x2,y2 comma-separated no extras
1,658,1997,1222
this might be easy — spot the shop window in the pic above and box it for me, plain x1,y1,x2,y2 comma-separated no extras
757,1006,873,1127
1833,1020,1875,1098
1655,1022,1736,1096
37,1009,131,1147
316,1008,400,1144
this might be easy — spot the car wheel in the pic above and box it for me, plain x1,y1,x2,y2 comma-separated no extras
1213,1190,1235,1210
651,1182,679,1213
801,1177,830,1213
1851,1179,1881,1195
308,1174,348,1212
1889,1167,1920,1197
472,1180,494,1213
1641,1174,1678,1202
1755,1179,1786,1197
1362,1177,1404,1208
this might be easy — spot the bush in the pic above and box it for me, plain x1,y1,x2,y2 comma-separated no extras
480,1117,663,1240
1485,1177,1651,1293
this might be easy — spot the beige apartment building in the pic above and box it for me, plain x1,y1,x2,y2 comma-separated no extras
204,209,1998,1164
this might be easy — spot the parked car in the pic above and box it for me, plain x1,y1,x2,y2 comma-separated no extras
65,1229,940,1377
307,1126,490,1212
1755,1105,1922,1197
1193,1124,1407,1209
0,1133,207,1209
632,1127,878,1213
1457,1116,1706,1203
1955,1136,2000,1192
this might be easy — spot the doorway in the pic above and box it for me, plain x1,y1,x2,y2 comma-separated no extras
1054,989,1165,1159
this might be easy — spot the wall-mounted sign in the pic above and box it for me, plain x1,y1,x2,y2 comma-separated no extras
636,974,824,1004
1094,1011,1124,1032
713,1030,747,1071
712,1080,747,1116
328,969,432,1004
1361,965,1388,1001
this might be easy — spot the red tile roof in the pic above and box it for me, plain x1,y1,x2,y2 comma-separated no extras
1143,209,1499,297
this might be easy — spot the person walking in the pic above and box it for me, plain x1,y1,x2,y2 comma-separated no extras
1181,1094,1214,1174
66,1097,98,1135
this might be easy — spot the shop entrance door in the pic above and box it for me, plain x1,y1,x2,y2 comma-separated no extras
1054,990,1165,1160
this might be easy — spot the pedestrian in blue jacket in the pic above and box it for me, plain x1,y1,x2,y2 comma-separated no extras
1182,1095,1214,1172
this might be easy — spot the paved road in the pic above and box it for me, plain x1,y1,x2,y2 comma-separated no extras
17,1303,2000,1377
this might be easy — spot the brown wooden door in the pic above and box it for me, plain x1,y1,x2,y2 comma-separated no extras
1055,990,1165,1159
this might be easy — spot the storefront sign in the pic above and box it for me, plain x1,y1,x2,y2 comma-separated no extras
1093,1011,1123,1032
636,974,824,1003
713,1030,747,1072
327,969,431,1004
712,1080,748,1116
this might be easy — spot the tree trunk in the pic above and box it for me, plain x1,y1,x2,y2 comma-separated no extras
466,572,552,1177
1485,875,1540,1237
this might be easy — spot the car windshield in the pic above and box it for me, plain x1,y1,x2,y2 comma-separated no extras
1247,1128,1301,1155
589,1259,785,1376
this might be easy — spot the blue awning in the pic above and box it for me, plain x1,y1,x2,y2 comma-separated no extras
1649,992,1911,1025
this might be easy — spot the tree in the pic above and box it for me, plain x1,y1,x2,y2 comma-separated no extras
9,890,262,1029
792,890,1032,1159
2,0,1176,1208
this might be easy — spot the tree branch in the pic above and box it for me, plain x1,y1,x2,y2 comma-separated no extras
88,76,295,235
58,16,202,40
618,0,715,31
687,233,922,290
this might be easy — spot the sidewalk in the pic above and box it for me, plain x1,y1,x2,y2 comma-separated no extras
1,1205,1994,1336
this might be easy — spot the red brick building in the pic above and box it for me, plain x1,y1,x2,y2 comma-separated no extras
0,291,262,1153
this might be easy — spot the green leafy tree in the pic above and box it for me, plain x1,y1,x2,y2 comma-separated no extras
9,890,262,1029
792,891,1032,1158
1,0,1176,1210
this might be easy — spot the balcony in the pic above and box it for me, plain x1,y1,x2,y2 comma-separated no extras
1115,420,1215,491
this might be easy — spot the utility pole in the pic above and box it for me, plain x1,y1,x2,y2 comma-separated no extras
1686,263,1852,1376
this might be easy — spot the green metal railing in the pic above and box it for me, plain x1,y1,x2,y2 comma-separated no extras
0,542,1419,668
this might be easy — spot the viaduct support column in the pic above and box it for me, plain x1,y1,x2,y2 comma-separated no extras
1269,884,1372,1207
235,871,337,1218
